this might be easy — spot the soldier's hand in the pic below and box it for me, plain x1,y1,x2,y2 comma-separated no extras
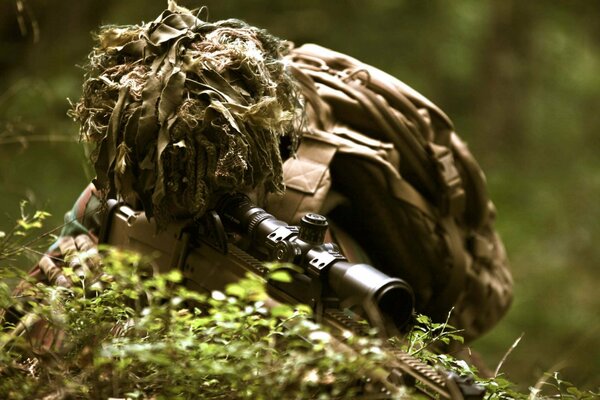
38,234,102,288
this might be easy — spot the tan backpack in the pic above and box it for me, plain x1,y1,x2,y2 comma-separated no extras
266,44,513,341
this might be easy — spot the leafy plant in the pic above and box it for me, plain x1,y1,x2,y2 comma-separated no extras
0,247,396,399
0,212,598,399
0,200,52,262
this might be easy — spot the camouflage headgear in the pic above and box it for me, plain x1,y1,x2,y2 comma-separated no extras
70,3,303,226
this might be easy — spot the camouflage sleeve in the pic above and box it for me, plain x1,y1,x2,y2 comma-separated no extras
52,182,103,245
3,183,104,327
26,182,103,285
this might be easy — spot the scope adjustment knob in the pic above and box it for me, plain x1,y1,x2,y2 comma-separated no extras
299,213,328,244
272,240,301,263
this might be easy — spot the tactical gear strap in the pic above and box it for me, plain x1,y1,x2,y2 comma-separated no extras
329,126,438,220
427,143,466,217
266,134,339,224
450,133,490,229
435,216,469,313
270,126,440,224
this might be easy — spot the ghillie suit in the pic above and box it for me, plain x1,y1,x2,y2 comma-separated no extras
2,3,303,352
69,3,303,228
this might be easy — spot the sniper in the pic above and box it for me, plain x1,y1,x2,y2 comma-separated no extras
2,2,513,398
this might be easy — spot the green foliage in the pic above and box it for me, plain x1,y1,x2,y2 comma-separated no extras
0,212,598,399
405,314,464,356
0,201,53,263
398,315,598,400
1,239,598,399
0,248,393,399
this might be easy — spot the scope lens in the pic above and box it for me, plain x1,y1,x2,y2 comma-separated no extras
376,284,414,330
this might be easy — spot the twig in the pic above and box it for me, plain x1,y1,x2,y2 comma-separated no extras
494,332,524,378
15,0,40,43
1,210,96,260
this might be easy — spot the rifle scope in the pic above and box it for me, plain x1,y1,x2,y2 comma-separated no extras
218,193,415,333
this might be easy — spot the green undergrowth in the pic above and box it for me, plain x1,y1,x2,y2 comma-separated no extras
0,201,53,263
0,213,598,399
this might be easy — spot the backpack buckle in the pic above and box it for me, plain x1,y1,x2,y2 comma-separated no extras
427,143,465,217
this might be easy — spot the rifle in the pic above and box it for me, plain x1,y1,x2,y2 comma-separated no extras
100,193,484,399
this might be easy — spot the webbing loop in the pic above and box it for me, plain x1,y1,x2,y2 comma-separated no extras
427,143,465,218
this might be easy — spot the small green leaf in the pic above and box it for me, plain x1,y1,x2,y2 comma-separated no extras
295,304,313,316
123,289,139,299
33,211,51,220
164,269,182,283
225,283,246,298
264,262,303,273
270,304,294,318
268,270,292,283
17,219,42,230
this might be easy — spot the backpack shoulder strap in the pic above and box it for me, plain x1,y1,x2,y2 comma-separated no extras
266,133,338,224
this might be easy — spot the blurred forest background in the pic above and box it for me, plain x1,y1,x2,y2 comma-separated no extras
1,0,598,391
